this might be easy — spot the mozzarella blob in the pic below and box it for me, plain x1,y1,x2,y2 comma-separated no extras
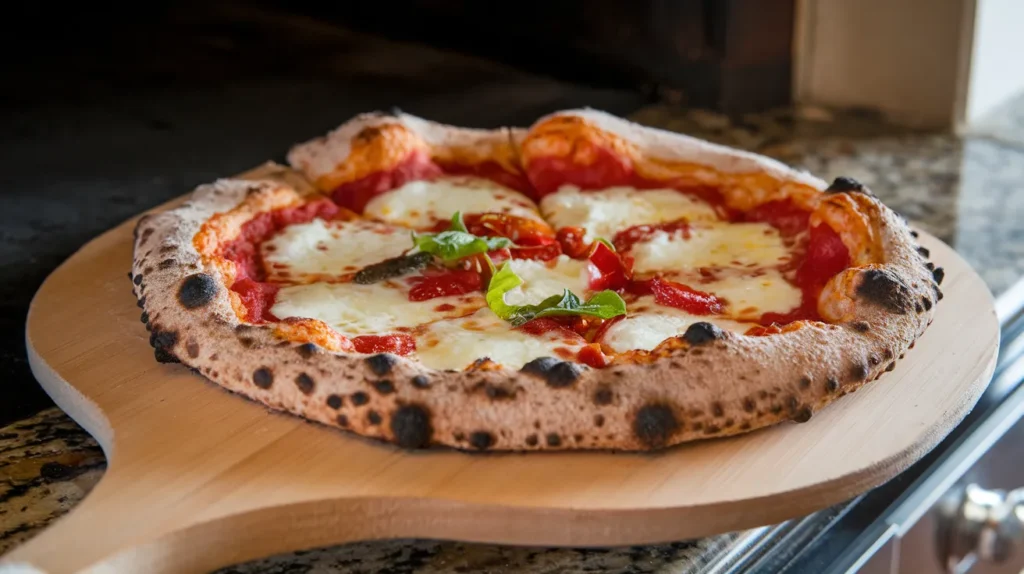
503,256,590,306
600,296,753,353
539,185,720,241
261,218,411,282
630,222,793,273
365,175,542,229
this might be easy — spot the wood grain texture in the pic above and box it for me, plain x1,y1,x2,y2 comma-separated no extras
1,164,1000,574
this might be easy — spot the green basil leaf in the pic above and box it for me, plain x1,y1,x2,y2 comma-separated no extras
485,263,523,321
485,264,627,326
450,211,469,233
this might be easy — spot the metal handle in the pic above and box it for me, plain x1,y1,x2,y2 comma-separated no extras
937,483,1024,573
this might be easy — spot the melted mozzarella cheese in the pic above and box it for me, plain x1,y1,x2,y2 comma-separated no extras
600,296,753,353
364,175,542,229
539,185,720,241
271,282,483,336
630,222,791,273
699,269,802,320
414,308,584,370
262,219,411,282
503,256,589,306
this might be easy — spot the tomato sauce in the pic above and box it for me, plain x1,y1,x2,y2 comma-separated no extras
351,333,416,355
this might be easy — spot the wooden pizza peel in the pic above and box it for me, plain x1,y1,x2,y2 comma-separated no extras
0,163,1000,574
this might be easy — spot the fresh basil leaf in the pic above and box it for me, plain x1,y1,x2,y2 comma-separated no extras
450,211,469,233
485,263,627,326
410,211,514,262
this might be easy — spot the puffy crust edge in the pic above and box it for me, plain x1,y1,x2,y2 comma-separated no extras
133,113,941,453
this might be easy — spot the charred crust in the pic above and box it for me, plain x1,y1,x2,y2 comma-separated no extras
411,375,431,389
743,398,756,412
140,311,150,325
389,404,433,449
633,404,680,448
177,273,219,309
711,402,724,417
883,348,895,361
787,396,799,413
682,322,724,345
336,414,349,428
593,385,614,405
326,394,343,409
885,362,896,372
856,268,914,314
482,383,515,400
295,373,315,395
367,411,382,425
150,329,178,359
915,302,924,313
703,424,721,435
546,433,562,447
159,258,175,270
740,422,752,430
252,368,274,389
868,353,881,366
525,434,539,446
825,176,868,193
925,261,935,271
354,126,383,143
910,230,919,238
137,296,146,308
921,297,933,311
133,274,143,286
932,267,945,285
521,357,582,388
594,414,605,427
916,246,930,258
469,431,495,450
799,376,812,389
350,391,369,406
850,362,869,381
826,377,840,392
186,340,200,359
793,407,813,423
297,343,320,358
372,380,395,395
851,321,870,333
365,354,397,376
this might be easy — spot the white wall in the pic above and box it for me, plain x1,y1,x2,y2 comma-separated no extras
965,0,1024,123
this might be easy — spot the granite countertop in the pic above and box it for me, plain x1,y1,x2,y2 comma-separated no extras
4,4,1024,573
4,99,1024,571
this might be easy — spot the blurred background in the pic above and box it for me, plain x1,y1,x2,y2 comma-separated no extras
3,1,1024,572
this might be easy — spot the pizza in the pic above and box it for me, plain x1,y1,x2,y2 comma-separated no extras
130,109,942,452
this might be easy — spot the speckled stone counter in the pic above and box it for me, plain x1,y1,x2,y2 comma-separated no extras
3,101,1024,572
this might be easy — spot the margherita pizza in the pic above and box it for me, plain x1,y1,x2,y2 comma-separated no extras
130,109,942,451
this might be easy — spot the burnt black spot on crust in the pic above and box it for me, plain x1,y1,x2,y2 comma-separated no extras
633,404,679,448
483,383,515,400
411,375,431,389
799,376,811,389
469,431,495,450
932,267,945,285
186,340,200,359
594,414,605,427
159,258,175,270
682,322,724,345
922,297,933,311
337,414,349,428
525,434,539,446
868,353,881,366
520,357,582,388
910,230,919,238
917,246,930,258
365,354,397,376
367,411,382,425
150,329,179,363
915,302,924,313
885,362,896,372
712,402,724,417
133,274,143,286
546,433,562,447
372,380,395,395
856,268,914,314
297,343,320,358
295,373,315,395
178,273,219,309
850,362,870,381
140,311,149,325
925,262,935,271
740,422,752,430
351,391,369,406
593,385,614,405
825,176,867,193
851,321,870,333
137,296,146,308
743,398,756,412
238,337,256,348
326,394,343,409
703,424,721,435
793,407,813,423
826,377,840,392
252,368,273,389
